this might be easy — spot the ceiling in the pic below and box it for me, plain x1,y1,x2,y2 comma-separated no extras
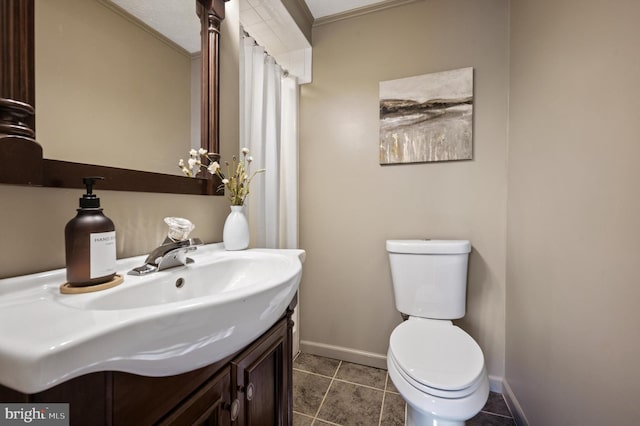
104,0,391,81
108,0,201,53
105,0,392,53
303,0,389,19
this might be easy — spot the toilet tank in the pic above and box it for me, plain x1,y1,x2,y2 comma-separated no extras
386,240,471,320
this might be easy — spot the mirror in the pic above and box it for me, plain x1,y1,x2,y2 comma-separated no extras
0,0,227,194
35,0,199,176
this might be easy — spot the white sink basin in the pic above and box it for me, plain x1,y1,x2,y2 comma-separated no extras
59,252,299,311
0,244,304,394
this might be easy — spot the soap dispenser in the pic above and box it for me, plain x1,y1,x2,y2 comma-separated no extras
65,177,116,286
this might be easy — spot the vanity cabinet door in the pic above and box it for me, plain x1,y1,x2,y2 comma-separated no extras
113,357,232,425
157,366,232,426
232,317,291,426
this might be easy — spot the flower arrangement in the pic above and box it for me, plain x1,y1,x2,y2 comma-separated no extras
179,148,264,206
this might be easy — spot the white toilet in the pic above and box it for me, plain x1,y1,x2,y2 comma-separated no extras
386,239,489,426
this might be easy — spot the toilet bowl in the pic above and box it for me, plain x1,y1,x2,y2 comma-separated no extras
386,240,489,425
387,317,489,426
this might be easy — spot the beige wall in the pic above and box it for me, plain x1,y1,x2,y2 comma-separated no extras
506,0,640,424
299,0,509,379
0,2,240,279
35,0,192,175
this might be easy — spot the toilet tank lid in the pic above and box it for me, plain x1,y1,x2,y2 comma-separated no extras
386,239,471,254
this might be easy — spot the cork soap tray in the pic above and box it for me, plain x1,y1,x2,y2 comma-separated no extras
59,274,124,294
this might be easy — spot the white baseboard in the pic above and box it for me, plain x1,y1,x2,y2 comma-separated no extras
488,375,503,393
299,340,388,369
300,340,505,395
502,379,529,426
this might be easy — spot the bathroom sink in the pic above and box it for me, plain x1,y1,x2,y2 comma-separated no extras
0,244,304,394
58,252,299,311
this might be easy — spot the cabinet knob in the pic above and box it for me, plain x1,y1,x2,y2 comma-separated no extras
229,399,240,422
238,382,255,401
246,382,255,401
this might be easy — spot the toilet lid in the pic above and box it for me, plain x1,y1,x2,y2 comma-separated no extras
389,319,485,391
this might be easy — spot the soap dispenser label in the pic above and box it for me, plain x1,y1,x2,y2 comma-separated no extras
90,231,116,279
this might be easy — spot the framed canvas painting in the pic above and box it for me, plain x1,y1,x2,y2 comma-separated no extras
379,67,473,164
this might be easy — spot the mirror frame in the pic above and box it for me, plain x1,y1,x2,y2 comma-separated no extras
0,0,227,195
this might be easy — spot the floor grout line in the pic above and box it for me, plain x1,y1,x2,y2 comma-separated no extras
480,410,514,419
294,411,314,421
312,360,342,424
292,367,336,380
377,373,389,426
332,377,387,392
293,367,391,392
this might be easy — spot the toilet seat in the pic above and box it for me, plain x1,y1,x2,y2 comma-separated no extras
389,318,485,398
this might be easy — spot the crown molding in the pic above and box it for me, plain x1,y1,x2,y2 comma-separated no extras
293,0,314,25
313,0,421,27
281,0,314,44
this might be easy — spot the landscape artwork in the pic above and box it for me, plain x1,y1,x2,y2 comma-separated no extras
379,67,473,164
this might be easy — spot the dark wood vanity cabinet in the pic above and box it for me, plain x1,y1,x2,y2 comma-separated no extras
156,366,232,426
232,316,291,426
0,302,295,426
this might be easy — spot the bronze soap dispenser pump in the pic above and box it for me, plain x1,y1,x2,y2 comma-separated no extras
64,177,116,287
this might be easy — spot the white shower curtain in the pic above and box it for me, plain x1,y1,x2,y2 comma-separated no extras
240,35,299,250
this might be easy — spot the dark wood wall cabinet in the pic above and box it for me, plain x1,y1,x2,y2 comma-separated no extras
0,303,295,426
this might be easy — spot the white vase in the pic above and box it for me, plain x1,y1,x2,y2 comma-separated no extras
223,205,249,250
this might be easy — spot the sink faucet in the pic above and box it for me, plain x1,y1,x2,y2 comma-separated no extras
128,218,203,276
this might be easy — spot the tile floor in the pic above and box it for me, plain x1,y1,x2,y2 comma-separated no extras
293,353,516,426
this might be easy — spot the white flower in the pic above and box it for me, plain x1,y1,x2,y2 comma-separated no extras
207,161,220,174
178,147,264,206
